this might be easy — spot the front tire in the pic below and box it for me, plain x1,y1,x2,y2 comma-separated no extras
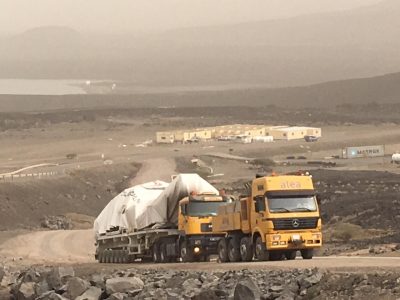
285,250,297,260
180,241,194,262
254,237,269,261
269,251,284,261
301,249,313,259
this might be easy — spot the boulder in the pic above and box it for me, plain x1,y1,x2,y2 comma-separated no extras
64,277,90,299
108,292,128,300
105,277,144,294
36,291,69,300
47,267,75,290
35,280,50,296
192,289,224,300
17,282,36,300
234,278,261,300
75,286,102,300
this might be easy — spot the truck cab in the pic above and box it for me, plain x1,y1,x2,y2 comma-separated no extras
178,193,228,262
250,174,321,260
213,173,322,262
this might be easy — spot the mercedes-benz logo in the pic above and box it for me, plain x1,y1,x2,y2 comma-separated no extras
292,219,300,228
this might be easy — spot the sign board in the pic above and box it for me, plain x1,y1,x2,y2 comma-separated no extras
342,145,385,159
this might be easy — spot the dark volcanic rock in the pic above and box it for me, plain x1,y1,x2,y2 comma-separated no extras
234,278,261,300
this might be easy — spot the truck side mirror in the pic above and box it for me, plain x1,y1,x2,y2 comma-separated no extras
254,196,266,213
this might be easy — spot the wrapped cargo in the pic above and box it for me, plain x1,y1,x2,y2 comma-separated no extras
94,173,219,236
94,180,168,236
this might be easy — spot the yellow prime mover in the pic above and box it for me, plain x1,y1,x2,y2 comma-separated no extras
177,193,228,262
96,192,228,263
212,173,322,262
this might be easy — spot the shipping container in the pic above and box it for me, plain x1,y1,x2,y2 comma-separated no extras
342,145,385,159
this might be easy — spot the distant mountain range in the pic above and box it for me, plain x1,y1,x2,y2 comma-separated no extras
0,0,400,87
1,71,400,112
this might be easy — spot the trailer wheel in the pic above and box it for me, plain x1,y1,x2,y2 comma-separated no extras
227,239,241,262
301,249,313,259
285,250,297,260
240,237,253,262
160,243,169,263
98,251,104,263
110,250,116,263
254,237,269,261
104,250,111,263
180,241,194,263
152,244,160,263
217,239,228,263
118,250,124,263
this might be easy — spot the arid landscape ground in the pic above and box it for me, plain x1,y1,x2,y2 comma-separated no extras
2,1,400,298
1,101,400,298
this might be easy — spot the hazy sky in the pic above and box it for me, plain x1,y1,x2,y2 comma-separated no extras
1,0,383,34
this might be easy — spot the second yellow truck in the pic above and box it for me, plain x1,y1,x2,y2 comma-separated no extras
213,172,322,262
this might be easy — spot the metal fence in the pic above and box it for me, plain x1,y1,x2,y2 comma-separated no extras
0,171,59,183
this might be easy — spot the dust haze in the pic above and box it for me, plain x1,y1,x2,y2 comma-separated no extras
0,0,383,34
1,1,400,300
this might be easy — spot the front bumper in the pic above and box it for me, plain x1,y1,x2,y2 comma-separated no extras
266,231,322,250
186,235,224,255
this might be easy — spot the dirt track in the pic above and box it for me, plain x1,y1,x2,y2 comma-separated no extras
0,158,177,266
2,229,400,272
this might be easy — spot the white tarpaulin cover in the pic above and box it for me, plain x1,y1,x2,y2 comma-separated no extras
94,180,168,236
94,174,219,235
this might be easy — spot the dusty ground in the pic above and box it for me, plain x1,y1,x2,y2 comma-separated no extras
1,104,400,274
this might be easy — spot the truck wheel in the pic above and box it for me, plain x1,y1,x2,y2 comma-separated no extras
285,251,297,260
98,251,104,263
121,251,127,263
301,249,313,259
240,237,253,262
180,241,194,263
110,250,115,264
104,250,111,263
160,243,169,263
217,239,229,263
255,237,269,261
269,251,284,261
152,244,160,263
117,250,124,263
227,239,241,262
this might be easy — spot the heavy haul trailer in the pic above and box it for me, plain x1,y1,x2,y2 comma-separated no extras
95,193,227,263
212,173,322,262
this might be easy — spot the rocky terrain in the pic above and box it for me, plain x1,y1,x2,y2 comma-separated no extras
2,265,400,300
0,163,140,230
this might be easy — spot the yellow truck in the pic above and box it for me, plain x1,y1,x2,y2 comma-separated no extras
177,193,228,262
212,173,322,262
96,192,228,263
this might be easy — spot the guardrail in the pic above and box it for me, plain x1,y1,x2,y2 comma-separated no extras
0,171,59,182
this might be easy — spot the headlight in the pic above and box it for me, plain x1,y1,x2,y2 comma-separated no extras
272,235,281,241
194,247,200,253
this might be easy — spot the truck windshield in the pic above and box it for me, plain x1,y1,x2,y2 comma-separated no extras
187,201,224,217
267,196,317,213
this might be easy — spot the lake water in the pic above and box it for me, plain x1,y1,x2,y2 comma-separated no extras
0,79,87,95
